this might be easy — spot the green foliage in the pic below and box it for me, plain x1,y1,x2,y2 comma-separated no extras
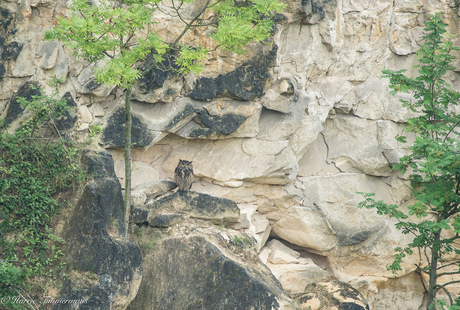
0,80,85,302
89,124,103,138
211,0,285,54
45,0,285,88
358,12,460,308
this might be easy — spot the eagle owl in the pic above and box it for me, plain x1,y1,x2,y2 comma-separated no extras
174,159,193,191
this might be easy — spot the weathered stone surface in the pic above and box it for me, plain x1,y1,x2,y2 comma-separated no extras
148,190,240,224
78,64,115,97
128,234,288,310
0,62,5,78
3,81,40,126
58,150,142,310
297,280,369,310
136,56,176,94
322,116,393,176
130,205,149,224
55,91,78,131
190,46,277,101
102,108,155,148
133,179,177,200
149,212,184,228
35,40,59,69
354,273,425,310
78,105,92,123
89,102,104,117
272,205,337,252
247,212,272,252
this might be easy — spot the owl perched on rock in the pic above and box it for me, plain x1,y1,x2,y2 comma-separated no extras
174,159,193,191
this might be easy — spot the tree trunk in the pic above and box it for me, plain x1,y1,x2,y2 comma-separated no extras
426,229,441,309
123,87,133,238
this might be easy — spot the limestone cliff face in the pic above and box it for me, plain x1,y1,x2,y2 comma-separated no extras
1,0,460,309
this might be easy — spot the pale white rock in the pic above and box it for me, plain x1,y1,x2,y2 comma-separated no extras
52,45,69,80
267,262,331,295
76,122,89,131
134,180,177,200
261,89,292,114
242,138,289,156
353,273,426,310
268,249,299,265
78,105,93,123
247,213,271,252
78,66,94,87
322,115,393,176
266,239,301,259
159,135,298,185
12,43,35,77
301,173,394,249
273,205,337,252
258,247,271,265
131,191,147,208
89,102,104,117
290,115,323,157
35,41,59,69
257,108,303,141
131,162,160,189
298,134,341,177
232,204,258,230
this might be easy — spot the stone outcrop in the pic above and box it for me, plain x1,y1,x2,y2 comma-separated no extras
128,232,291,310
1,0,460,309
295,280,370,310
55,151,142,310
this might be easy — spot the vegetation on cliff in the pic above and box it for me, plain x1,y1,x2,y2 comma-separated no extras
359,12,460,309
0,78,85,309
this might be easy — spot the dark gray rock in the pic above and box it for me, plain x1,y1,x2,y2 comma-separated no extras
0,62,5,78
301,0,337,25
55,91,78,131
101,108,154,148
148,190,240,224
136,55,178,93
81,149,118,180
296,280,369,310
3,81,41,126
127,235,286,310
0,7,14,34
190,46,277,101
0,36,22,61
55,150,142,310
82,78,101,94
149,213,185,228
5,41,22,61
184,108,247,138
130,205,149,224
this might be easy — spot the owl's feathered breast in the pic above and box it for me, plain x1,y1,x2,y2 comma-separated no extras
174,160,193,191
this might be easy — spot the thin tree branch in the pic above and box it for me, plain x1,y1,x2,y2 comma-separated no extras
172,0,212,47
436,285,454,305
437,260,460,270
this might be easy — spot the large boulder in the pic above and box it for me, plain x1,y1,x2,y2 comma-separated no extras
128,232,291,310
55,150,142,310
147,190,240,225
